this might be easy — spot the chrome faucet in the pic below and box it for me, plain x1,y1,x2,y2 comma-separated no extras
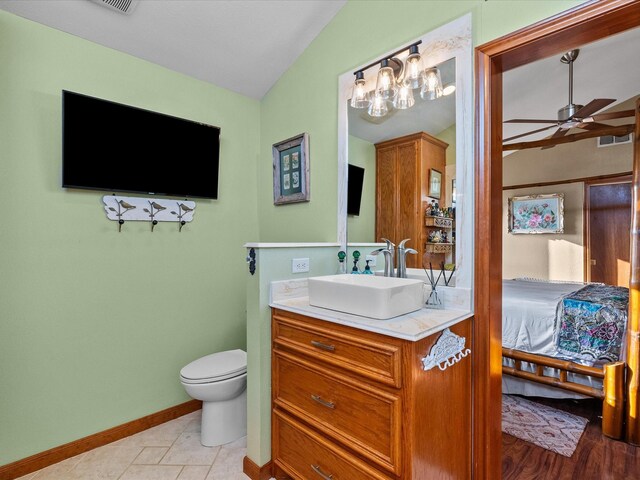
397,239,417,278
371,238,395,277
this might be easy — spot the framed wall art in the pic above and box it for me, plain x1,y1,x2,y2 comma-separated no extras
272,133,310,205
508,193,564,234
429,169,442,199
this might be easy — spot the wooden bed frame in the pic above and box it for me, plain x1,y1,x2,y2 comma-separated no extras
501,348,625,439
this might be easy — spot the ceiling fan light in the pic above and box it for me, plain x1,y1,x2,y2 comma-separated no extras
421,67,443,100
350,71,371,109
376,59,397,100
368,92,389,117
404,44,424,89
393,83,415,110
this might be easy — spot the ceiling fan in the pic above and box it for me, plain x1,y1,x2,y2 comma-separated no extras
503,49,635,146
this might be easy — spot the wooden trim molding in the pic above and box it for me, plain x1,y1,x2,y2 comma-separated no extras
475,0,640,477
627,98,640,445
503,171,633,191
0,400,201,480
242,456,272,480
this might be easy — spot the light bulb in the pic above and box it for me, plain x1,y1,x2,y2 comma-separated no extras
443,83,456,96
404,45,424,89
376,59,397,100
421,67,443,100
393,83,415,110
350,71,370,109
368,92,389,117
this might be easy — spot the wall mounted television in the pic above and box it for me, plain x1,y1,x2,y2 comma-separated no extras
62,90,221,199
347,164,365,216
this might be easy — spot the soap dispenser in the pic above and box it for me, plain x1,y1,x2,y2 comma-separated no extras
363,259,374,274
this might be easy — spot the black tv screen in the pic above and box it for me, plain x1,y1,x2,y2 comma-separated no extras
347,164,365,216
62,90,220,199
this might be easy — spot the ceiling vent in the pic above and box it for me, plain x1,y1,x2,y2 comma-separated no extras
88,0,138,15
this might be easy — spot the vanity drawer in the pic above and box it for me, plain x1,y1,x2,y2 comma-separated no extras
273,409,393,480
274,350,401,474
272,310,402,387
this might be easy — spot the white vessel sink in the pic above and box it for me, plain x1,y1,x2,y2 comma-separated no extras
307,274,424,320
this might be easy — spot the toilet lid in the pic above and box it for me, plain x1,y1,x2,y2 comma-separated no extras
180,349,247,383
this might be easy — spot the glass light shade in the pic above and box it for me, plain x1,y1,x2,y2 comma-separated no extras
350,75,371,109
368,92,389,117
421,67,443,100
376,59,397,100
393,84,415,110
404,45,424,89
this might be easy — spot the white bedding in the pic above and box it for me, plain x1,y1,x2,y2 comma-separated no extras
502,279,584,356
501,279,601,399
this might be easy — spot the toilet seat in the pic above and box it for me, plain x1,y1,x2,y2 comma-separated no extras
180,349,247,385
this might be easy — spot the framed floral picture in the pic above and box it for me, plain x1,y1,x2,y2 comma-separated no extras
508,193,564,234
272,133,310,205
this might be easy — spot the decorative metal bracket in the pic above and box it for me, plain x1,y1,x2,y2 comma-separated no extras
247,248,256,275
421,328,470,372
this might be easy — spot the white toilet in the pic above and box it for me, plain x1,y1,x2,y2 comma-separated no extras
179,349,247,447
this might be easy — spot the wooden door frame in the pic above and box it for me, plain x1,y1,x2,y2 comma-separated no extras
583,174,633,283
474,1,640,478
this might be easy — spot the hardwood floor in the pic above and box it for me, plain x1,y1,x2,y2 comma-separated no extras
502,398,639,480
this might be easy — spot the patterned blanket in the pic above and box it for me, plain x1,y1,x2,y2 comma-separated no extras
555,284,628,366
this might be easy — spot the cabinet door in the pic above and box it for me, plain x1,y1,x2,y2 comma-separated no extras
375,146,397,243
397,141,420,266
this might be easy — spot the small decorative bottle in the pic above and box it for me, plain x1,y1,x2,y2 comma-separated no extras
336,250,347,274
351,250,361,274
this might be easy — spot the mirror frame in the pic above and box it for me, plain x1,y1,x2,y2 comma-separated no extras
337,14,473,295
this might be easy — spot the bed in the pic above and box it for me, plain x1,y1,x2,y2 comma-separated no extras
501,278,628,438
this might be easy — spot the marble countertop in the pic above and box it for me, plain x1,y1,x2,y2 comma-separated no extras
269,279,473,342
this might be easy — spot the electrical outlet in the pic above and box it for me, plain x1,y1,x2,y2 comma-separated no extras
292,258,310,273
365,255,377,267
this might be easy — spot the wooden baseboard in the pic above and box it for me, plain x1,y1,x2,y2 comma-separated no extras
0,399,201,480
243,455,272,480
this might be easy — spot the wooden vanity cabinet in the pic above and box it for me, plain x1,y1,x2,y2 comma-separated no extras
375,132,448,268
271,308,471,480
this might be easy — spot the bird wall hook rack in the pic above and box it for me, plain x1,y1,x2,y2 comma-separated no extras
103,195,196,232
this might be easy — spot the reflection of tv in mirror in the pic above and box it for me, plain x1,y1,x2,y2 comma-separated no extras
347,164,365,216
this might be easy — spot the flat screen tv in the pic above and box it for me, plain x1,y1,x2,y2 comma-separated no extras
347,164,365,216
62,90,221,199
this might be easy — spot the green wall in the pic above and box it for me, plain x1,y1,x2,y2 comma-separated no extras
0,11,259,465
347,135,376,243
257,0,583,243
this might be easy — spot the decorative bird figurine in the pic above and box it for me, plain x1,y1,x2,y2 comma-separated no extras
150,202,166,212
178,203,194,212
118,200,136,210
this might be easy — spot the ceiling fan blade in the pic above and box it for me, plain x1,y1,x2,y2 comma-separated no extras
504,119,558,124
503,125,557,142
587,109,635,122
573,98,616,119
575,122,612,131
540,128,569,150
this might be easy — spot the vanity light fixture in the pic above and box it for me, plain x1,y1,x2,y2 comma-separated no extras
421,67,444,100
349,40,450,118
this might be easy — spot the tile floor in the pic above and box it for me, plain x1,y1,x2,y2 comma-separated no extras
17,411,252,480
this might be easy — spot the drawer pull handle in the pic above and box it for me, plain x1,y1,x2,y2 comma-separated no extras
311,464,333,480
311,394,335,409
311,340,335,351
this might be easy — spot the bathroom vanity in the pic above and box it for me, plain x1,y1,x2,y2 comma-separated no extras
270,290,473,480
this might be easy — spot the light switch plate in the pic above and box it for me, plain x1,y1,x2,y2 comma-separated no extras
292,258,310,273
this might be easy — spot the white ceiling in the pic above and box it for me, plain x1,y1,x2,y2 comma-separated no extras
0,0,346,99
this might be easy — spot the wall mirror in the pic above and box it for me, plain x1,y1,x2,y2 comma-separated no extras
337,14,473,297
